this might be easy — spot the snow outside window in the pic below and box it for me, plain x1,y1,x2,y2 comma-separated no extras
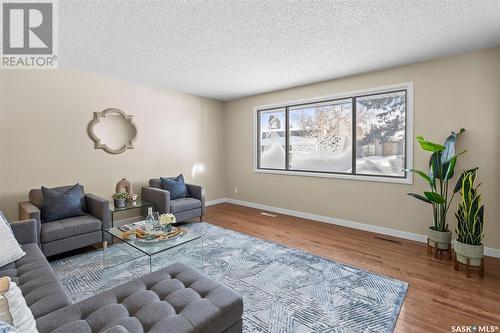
288,99,352,173
255,84,411,182
258,108,286,169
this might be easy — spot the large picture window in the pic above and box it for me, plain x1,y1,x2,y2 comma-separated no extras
256,84,412,183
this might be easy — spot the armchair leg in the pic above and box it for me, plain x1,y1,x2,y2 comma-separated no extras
199,215,203,222
102,241,107,249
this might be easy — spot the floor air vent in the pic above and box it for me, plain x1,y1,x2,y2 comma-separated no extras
260,212,277,218
374,236,402,244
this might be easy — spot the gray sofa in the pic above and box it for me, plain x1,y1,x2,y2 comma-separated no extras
2,213,243,333
18,184,110,257
0,218,72,320
142,179,205,223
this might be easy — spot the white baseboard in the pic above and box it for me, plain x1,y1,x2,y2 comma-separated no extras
206,198,227,206
485,247,500,258
208,197,500,259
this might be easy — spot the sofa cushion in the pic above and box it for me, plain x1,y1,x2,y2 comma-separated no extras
170,198,201,213
30,184,87,213
160,174,187,200
0,244,71,320
41,184,86,222
101,325,130,333
41,214,101,243
36,262,243,333
172,208,202,223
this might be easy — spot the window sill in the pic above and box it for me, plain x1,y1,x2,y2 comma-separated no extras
253,168,413,184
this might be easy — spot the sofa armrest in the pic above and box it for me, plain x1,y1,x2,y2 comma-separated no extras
19,201,41,223
86,194,110,230
186,184,205,215
10,219,38,245
142,187,170,214
18,202,41,245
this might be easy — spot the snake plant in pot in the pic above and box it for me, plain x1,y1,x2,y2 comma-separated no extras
454,168,484,267
405,129,465,251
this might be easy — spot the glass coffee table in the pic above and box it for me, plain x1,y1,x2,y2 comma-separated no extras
103,221,203,273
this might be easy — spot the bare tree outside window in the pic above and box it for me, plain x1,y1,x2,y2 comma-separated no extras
356,91,406,176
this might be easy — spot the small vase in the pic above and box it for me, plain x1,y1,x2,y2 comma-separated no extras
114,198,126,208
427,227,452,250
454,241,483,266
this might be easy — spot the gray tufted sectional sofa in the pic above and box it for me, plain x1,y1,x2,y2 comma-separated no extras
2,214,243,333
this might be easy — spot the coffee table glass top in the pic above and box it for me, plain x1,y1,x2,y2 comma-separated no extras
109,199,155,213
104,221,201,256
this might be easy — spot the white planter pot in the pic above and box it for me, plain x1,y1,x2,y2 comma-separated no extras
454,240,483,267
427,227,452,250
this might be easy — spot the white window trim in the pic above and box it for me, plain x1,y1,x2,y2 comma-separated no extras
253,82,414,185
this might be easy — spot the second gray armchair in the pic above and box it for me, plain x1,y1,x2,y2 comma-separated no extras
142,178,205,223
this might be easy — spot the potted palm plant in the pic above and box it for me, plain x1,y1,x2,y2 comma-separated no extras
405,129,465,254
454,168,484,268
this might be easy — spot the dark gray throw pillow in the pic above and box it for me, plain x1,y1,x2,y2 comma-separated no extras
41,184,85,222
160,174,188,200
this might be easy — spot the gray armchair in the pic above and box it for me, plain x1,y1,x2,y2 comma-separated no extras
18,185,110,257
142,178,205,223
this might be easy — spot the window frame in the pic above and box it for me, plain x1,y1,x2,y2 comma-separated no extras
254,82,413,184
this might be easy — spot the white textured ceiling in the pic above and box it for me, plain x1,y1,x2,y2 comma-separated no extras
60,0,500,101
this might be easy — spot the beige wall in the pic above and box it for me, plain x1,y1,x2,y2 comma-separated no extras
224,47,500,250
0,69,226,219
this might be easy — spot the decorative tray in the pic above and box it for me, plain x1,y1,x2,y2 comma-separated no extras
119,226,186,242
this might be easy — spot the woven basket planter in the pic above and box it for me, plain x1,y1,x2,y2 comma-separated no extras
427,228,452,250
454,241,483,267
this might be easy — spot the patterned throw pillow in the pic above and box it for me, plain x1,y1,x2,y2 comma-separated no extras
0,215,25,267
160,174,188,200
41,183,85,222
0,321,16,333
0,277,38,333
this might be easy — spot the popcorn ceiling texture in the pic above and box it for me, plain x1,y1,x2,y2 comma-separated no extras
59,0,500,101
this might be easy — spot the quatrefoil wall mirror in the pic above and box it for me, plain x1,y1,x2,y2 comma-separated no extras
87,108,138,154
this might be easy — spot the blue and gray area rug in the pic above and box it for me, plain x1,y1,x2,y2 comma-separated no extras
50,223,408,333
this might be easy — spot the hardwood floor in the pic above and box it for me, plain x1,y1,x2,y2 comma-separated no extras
204,203,500,333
